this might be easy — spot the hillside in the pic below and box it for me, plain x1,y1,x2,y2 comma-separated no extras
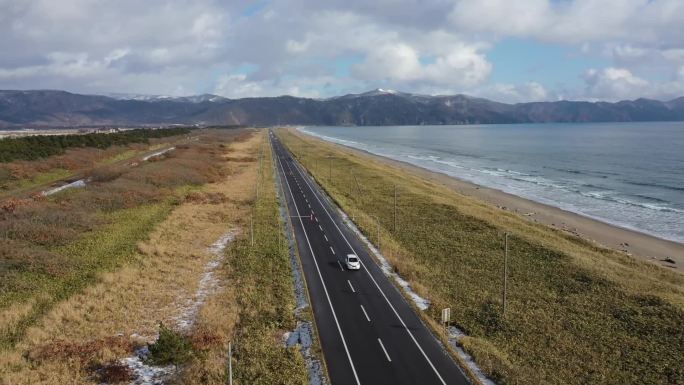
1,89,684,127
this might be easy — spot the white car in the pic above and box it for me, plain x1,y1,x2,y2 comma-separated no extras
345,254,361,270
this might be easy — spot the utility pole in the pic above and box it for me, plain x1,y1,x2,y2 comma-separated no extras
376,216,381,250
349,169,353,196
251,214,254,247
228,341,233,385
503,233,509,316
393,185,398,233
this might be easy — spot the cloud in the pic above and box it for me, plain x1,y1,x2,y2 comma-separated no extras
449,0,684,45
0,0,682,101
478,82,550,103
583,67,650,100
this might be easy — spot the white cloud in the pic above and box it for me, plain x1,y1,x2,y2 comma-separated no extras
449,0,684,45
0,0,682,101
475,82,550,103
583,67,650,100
214,74,264,98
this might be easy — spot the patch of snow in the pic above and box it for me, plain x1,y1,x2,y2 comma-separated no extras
336,208,430,310
377,88,397,94
173,229,238,331
120,346,176,385
120,230,238,384
448,326,497,385
142,147,175,161
284,321,326,385
41,179,87,196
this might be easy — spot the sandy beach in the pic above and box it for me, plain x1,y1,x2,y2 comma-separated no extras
295,129,684,272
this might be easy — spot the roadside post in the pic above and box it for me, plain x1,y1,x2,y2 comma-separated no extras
442,307,451,332
393,184,398,233
228,341,233,385
503,232,509,316
376,215,381,249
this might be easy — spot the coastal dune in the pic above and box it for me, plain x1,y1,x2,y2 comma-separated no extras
353,149,684,271
294,127,684,272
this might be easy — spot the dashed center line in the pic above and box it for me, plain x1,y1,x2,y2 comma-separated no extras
347,280,356,293
330,246,335,254
360,305,371,322
319,224,324,231
337,260,344,271
324,235,328,242
378,338,392,362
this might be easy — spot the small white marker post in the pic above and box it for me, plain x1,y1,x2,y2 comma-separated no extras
503,233,509,316
442,307,451,332
250,214,254,247
228,341,233,385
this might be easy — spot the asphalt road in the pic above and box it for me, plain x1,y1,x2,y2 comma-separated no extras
270,130,470,385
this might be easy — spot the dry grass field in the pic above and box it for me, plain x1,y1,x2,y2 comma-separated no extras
278,129,684,385
0,133,185,199
1,129,307,384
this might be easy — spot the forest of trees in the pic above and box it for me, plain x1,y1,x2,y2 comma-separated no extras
0,127,192,162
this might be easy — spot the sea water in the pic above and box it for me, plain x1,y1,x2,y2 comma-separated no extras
299,122,684,244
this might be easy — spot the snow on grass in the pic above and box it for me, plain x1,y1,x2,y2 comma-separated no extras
120,346,175,385
41,179,86,196
120,229,238,385
283,321,327,385
174,229,239,331
142,147,175,161
448,326,497,385
336,208,431,310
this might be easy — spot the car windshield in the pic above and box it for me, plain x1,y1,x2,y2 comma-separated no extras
348,257,358,262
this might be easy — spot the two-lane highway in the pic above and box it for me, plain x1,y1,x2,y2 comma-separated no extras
270,130,470,385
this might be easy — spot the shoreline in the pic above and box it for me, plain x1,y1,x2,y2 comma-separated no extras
294,129,684,272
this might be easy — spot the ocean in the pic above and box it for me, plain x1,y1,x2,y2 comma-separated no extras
299,122,684,244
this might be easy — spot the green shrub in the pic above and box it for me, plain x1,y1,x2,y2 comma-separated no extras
0,128,192,163
146,323,195,366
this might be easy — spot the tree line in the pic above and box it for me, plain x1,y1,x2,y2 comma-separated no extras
0,127,192,162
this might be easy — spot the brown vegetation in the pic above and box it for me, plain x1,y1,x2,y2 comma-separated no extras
0,129,247,384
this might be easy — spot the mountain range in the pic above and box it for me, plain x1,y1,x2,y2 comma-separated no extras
1,89,684,128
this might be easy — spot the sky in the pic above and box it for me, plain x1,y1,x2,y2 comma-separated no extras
1,0,683,103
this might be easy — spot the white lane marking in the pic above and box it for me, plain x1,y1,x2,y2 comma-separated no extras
324,235,329,242
290,157,447,385
330,246,335,254
337,260,345,271
347,280,356,293
360,305,371,322
378,339,392,362
315,217,319,223
319,225,324,231
275,145,361,385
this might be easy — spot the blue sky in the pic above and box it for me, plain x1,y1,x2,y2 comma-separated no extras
0,0,683,102
488,39,609,89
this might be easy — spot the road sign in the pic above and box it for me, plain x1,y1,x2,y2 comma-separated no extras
442,307,451,324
